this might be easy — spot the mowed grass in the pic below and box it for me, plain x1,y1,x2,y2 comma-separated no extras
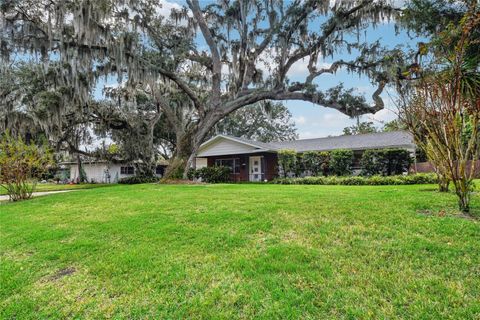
1,184,479,319
0,183,112,196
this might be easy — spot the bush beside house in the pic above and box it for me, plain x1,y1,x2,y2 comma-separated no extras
277,149,297,178
360,149,413,176
330,149,354,176
0,133,54,201
188,166,231,183
301,151,330,176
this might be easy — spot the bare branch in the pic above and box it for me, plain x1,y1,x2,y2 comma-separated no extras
187,0,222,106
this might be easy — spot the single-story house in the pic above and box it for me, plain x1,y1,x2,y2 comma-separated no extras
195,131,416,182
60,160,168,183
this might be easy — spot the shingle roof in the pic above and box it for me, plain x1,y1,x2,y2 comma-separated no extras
221,135,277,150
268,131,415,152
199,131,415,155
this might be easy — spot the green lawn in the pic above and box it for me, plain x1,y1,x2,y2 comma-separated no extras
0,183,112,196
1,184,479,319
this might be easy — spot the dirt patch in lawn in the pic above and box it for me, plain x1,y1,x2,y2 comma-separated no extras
49,267,77,281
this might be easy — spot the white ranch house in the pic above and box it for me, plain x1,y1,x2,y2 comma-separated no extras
61,160,167,183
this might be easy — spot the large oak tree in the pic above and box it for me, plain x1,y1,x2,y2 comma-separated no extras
1,0,406,176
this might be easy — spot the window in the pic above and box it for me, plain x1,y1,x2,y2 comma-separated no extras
155,166,165,175
120,166,134,175
215,158,240,174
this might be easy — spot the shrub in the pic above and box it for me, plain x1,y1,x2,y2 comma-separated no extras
330,149,354,176
277,149,297,178
302,151,331,176
381,149,412,176
361,149,413,176
341,176,367,185
360,149,378,176
189,166,231,183
186,167,199,180
318,152,331,176
0,133,54,201
118,176,160,184
272,173,437,186
294,153,305,177
167,166,185,180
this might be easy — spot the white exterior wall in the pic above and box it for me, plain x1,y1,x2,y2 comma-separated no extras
197,139,261,157
69,163,136,183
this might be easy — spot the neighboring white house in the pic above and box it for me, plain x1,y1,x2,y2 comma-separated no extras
61,160,168,183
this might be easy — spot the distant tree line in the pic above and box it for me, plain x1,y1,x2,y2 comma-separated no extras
343,119,407,136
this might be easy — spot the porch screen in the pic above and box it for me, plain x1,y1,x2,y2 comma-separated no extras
215,158,240,174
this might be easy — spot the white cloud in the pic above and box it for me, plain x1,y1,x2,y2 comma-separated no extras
368,108,398,124
294,116,307,125
287,60,332,78
256,47,334,80
322,112,350,123
298,131,319,139
365,97,399,124
355,85,373,94
157,1,183,17
294,110,356,139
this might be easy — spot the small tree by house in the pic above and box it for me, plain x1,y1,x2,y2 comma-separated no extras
398,5,480,213
278,150,297,178
402,86,479,213
0,133,53,201
330,150,354,176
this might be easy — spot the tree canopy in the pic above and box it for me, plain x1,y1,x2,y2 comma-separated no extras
212,102,297,143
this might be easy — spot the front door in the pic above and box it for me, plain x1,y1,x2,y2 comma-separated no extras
249,156,263,181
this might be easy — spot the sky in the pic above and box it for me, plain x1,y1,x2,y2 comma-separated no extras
97,0,423,140
284,21,417,139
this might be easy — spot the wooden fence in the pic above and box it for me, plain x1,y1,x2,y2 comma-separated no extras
412,161,480,178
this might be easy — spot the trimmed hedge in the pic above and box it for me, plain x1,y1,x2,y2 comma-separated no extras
272,173,438,185
277,149,297,178
188,166,231,183
360,148,413,176
119,176,160,184
330,149,354,176
302,151,330,176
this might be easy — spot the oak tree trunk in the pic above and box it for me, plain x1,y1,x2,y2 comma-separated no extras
163,129,195,179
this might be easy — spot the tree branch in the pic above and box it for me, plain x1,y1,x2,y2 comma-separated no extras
187,0,222,107
224,86,381,119
279,0,374,83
